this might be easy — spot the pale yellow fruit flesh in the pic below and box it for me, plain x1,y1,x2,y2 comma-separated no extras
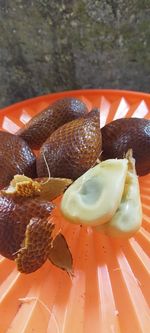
61,159,128,226
96,157,142,237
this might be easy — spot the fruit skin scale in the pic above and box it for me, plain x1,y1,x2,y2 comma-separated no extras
61,159,128,226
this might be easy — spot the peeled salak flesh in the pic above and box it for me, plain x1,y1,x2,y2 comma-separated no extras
61,159,128,226
95,152,142,237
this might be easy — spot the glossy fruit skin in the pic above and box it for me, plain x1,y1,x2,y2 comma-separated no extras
0,131,36,189
37,109,102,180
18,98,88,149
101,118,150,176
0,193,54,260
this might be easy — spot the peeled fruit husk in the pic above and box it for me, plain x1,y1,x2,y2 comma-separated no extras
61,159,128,226
16,217,55,273
95,151,142,237
0,175,73,274
16,218,73,274
3,174,72,201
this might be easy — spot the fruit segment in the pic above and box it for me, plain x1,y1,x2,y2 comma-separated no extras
61,159,128,226
96,154,142,237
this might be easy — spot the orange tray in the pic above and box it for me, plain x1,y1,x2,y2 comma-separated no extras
0,89,150,333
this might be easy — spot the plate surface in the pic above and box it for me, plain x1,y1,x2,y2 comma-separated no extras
0,89,150,333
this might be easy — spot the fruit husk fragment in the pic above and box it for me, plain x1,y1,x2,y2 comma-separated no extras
1,175,73,275
48,233,73,275
2,175,73,201
38,177,73,201
15,219,73,274
15,217,54,273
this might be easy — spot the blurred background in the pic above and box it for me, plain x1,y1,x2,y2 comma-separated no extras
0,0,150,108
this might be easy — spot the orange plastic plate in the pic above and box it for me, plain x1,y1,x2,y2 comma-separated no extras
0,89,150,333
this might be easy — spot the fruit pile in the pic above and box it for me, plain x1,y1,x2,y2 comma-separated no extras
0,97,150,274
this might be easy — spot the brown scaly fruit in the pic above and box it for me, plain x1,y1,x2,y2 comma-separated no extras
36,109,102,180
101,118,150,176
18,97,88,149
0,131,36,189
0,177,73,274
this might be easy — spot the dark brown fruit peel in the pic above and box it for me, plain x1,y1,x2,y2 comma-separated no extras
16,222,73,274
101,118,150,176
0,131,36,190
37,109,102,180
18,97,88,149
16,217,54,273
